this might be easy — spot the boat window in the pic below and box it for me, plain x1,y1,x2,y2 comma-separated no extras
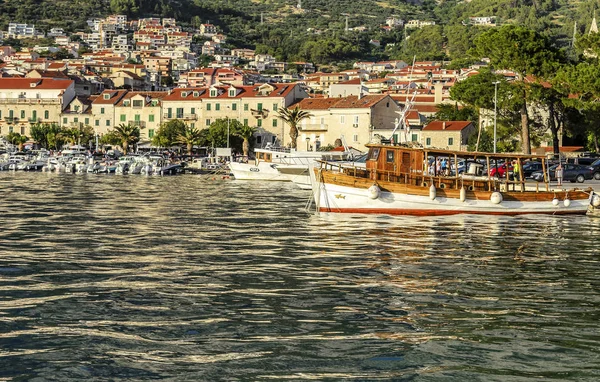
386,150,395,163
368,148,380,161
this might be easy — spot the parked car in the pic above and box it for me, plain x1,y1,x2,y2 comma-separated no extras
589,158,600,180
521,161,544,179
489,162,513,177
531,163,594,183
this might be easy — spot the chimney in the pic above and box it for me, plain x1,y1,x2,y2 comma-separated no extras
442,121,446,130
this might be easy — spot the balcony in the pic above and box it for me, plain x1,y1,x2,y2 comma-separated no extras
28,117,41,123
4,116,15,123
300,123,328,131
251,108,269,118
163,113,197,120
129,120,147,128
0,98,60,105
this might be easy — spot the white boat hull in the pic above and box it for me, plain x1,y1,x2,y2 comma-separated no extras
229,161,290,181
310,167,591,216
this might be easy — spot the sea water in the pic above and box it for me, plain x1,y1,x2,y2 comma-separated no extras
0,173,599,381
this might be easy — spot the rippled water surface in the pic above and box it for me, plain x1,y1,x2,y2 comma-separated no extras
1,172,600,381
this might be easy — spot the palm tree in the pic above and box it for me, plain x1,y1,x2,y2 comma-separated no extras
7,132,28,152
112,123,140,154
176,125,203,155
234,124,257,159
277,106,312,150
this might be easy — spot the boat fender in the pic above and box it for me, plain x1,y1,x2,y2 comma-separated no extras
592,193,600,207
564,198,571,208
552,198,559,206
429,184,436,200
439,183,446,189
367,184,380,200
490,192,503,204
459,187,466,202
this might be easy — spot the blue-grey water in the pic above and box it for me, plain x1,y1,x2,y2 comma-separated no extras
1,173,600,381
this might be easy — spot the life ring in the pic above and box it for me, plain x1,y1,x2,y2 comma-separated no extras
439,183,446,189
467,185,474,191
423,181,428,187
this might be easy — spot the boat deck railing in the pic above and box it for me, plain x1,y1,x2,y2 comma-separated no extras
318,160,551,193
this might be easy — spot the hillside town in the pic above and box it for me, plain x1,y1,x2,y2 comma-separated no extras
0,14,575,154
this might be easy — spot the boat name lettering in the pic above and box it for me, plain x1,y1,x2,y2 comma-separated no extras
250,167,260,172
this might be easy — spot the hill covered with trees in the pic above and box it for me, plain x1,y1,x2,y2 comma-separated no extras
2,0,600,64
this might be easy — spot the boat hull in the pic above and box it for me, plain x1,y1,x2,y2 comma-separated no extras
310,167,592,216
229,161,290,181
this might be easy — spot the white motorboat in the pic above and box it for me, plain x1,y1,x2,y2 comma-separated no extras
229,144,354,182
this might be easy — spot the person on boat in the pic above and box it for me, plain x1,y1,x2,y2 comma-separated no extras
513,160,520,181
436,159,441,175
441,158,448,175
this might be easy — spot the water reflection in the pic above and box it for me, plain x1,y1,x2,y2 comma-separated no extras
0,173,599,380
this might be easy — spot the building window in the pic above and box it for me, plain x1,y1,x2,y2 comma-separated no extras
256,135,262,144
232,104,237,111
74,117,78,123
95,120,100,126
176,108,184,118
273,103,278,111
215,103,220,111
272,119,277,127
206,119,211,126
206,103,211,111
191,108,195,115
32,110,37,120
411,134,418,142
149,129,155,138
257,103,263,111
133,100,143,107
106,120,110,126
44,110,49,119
21,126,25,135
353,115,359,124
149,115,154,122
9,110,14,118
353,134,358,142
210,89,217,97
63,117,67,124
134,115,141,122
20,110,25,119
448,137,454,146
426,138,431,146
120,114,126,122
9,126,13,133
100,108,105,114
244,104,248,111
340,115,345,124
243,118,248,126
257,119,262,127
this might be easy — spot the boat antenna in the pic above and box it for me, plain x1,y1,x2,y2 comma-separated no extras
389,56,417,142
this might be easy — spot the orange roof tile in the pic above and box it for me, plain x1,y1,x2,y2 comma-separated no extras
423,121,473,131
0,78,73,90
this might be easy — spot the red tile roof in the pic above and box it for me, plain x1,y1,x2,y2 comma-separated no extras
423,121,473,131
0,78,73,90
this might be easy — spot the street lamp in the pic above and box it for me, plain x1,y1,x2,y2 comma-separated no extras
493,81,500,153
226,105,231,149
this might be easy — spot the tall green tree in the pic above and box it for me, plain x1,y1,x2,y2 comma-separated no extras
233,124,257,158
176,126,203,155
6,132,28,151
152,119,186,148
110,123,140,153
207,118,244,148
470,25,564,154
277,106,312,150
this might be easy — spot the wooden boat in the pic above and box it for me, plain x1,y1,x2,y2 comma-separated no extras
309,143,600,216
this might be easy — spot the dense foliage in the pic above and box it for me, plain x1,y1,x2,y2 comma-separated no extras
3,0,600,64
